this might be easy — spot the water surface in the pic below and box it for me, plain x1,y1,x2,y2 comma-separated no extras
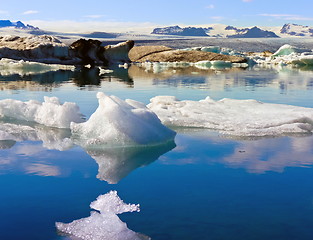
1,64,313,240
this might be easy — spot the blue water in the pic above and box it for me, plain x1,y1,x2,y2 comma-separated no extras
1,65,313,239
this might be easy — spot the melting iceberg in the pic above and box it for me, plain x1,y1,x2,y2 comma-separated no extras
56,191,150,240
0,97,85,128
71,92,176,147
148,96,313,137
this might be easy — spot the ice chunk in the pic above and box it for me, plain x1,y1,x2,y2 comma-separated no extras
56,191,150,240
272,44,306,57
0,97,85,128
0,58,74,76
71,92,176,147
148,96,313,137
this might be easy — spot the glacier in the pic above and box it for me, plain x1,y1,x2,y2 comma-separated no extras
56,191,150,240
148,96,313,137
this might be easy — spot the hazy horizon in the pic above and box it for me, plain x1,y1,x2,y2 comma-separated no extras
1,0,312,33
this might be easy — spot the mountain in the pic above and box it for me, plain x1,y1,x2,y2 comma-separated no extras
152,25,209,36
280,23,313,37
0,20,38,30
151,25,279,38
227,26,279,38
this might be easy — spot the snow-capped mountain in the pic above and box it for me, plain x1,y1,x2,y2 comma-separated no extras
0,20,38,30
151,25,209,36
280,23,313,37
152,24,313,38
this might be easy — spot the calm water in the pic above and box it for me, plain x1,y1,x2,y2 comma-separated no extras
1,64,313,240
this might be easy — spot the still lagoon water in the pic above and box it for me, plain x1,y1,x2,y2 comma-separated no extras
1,64,313,239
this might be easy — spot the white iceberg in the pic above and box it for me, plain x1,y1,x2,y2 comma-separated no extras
148,96,313,137
71,92,176,147
56,190,150,240
0,97,85,128
0,58,74,76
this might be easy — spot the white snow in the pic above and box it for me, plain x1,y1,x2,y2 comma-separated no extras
148,96,313,137
0,97,85,128
71,92,176,147
56,190,149,240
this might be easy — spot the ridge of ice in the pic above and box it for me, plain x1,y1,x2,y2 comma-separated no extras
71,92,176,147
56,191,150,240
0,97,85,128
148,96,313,137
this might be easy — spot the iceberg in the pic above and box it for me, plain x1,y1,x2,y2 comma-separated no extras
71,92,176,147
0,97,85,128
148,96,313,137
56,191,150,240
0,58,74,76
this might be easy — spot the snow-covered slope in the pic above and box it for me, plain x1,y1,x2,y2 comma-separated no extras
280,23,313,37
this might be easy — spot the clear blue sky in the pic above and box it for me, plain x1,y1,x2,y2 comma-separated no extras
1,0,313,32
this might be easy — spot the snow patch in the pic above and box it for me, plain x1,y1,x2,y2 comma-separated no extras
148,96,313,137
56,191,149,240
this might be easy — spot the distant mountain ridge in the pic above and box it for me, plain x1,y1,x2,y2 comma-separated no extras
151,25,209,36
152,23,313,38
280,23,313,37
0,20,38,30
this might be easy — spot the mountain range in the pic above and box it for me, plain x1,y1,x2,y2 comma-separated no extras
0,20,313,39
0,20,38,30
152,23,313,38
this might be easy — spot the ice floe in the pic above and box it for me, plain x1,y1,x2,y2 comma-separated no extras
0,96,85,128
71,92,176,147
148,96,313,137
56,191,150,240
0,58,75,76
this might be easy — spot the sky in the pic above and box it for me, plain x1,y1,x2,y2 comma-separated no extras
0,0,313,33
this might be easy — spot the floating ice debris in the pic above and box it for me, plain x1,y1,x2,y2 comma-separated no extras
71,92,176,147
56,191,150,240
0,97,85,128
148,96,313,137
0,58,75,76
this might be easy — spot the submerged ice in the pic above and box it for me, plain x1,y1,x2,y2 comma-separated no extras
71,92,176,147
148,96,313,137
56,191,150,240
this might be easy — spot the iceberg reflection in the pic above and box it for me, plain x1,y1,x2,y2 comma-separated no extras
56,190,150,240
85,141,176,184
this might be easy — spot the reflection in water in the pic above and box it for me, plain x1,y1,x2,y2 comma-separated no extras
0,66,134,91
163,131,313,174
86,141,176,184
56,191,150,240
0,120,175,181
